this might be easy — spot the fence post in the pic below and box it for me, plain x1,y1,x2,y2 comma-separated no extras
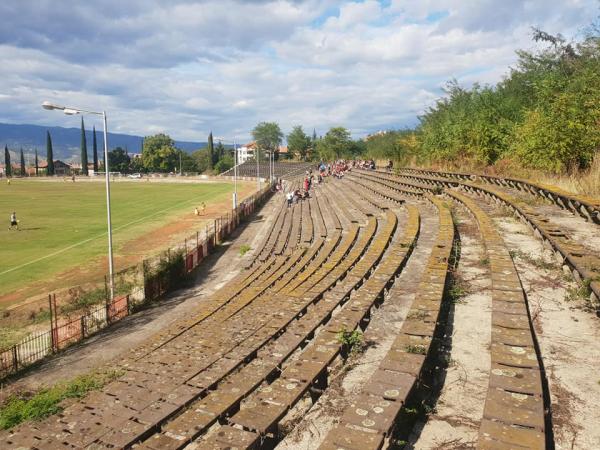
48,294,56,353
12,345,18,372
142,259,148,301
196,231,199,249
126,295,131,315
81,315,86,339
105,274,111,325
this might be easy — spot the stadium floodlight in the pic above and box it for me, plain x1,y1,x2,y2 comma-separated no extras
42,101,63,110
41,101,115,300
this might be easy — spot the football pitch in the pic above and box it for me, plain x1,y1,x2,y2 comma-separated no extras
0,179,248,302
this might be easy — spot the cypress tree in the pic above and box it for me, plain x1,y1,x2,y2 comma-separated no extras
20,148,25,176
80,117,89,175
207,132,214,170
46,131,55,176
92,125,99,172
4,145,11,177
35,149,39,176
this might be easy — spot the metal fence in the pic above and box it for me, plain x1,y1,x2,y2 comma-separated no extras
0,184,274,381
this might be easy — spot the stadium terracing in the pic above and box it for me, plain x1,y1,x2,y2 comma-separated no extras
2,163,599,450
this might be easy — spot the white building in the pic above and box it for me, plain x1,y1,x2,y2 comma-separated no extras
237,142,257,163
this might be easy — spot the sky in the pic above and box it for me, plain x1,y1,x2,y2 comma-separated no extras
0,0,597,142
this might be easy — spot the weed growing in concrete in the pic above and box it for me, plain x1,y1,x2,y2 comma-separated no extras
0,368,124,430
565,279,593,308
406,344,427,355
239,244,252,256
509,249,557,271
448,281,468,304
431,186,443,195
337,327,364,354
406,310,429,320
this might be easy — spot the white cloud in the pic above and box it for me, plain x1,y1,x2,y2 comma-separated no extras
0,0,597,142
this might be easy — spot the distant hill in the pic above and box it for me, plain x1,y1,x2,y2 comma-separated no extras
0,122,206,162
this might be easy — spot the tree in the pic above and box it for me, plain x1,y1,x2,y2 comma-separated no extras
317,127,353,160
411,28,600,173
214,155,234,173
142,133,179,172
365,130,419,164
35,149,39,176
4,145,11,177
215,141,226,161
80,117,89,175
20,148,25,176
191,148,212,173
129,156,144,173
207,132,215,169
287,126,311,161
92,126,99,172
46,131,55,176
108,147,131,173
252,122,283,161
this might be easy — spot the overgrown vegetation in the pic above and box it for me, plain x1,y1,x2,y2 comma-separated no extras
61,280,136,315
239,244,252,256
144,250,186,297
0,368,124,430
366,26,600,193
337,327,364,354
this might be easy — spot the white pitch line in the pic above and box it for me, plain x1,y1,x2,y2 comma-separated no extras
0,194,218,277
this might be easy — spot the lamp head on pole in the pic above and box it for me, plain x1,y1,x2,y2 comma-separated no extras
42,101,64,111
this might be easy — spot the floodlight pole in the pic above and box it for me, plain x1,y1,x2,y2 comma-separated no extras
42,101,115,300
233,139,238,209
102,111,115,300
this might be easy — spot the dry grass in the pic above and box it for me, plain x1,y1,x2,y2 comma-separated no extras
536,166,600,197
417,153,600,197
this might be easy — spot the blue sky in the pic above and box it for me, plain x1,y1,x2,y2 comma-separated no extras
0,0,597,142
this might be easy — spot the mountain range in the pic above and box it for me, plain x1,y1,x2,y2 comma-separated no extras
0,122,206,162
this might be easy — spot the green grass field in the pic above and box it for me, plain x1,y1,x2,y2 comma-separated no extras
0,179,240,301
